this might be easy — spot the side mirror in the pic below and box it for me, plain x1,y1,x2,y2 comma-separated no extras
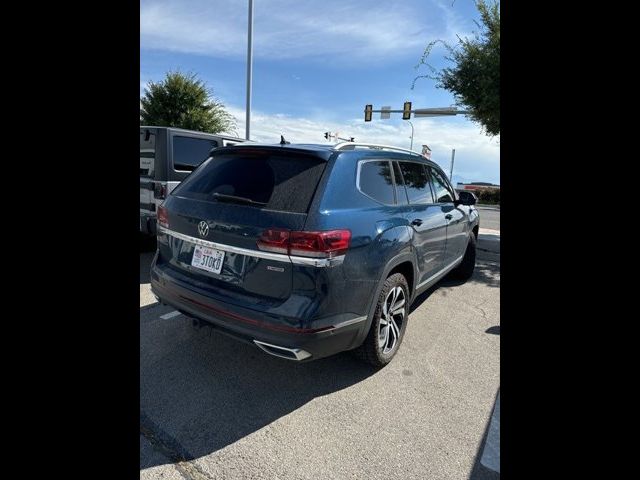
456,190,477,206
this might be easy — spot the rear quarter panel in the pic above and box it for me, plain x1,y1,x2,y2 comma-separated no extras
302,152,416,322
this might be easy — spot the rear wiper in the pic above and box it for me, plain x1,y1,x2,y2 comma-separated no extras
212,193,267,206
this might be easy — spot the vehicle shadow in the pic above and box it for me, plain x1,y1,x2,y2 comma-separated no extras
411,257,500,313
140,252,154,285
140,236,156,285
140,311,378,470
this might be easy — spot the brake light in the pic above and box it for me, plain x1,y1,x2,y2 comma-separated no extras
157,205,169,228
257,229,290,254
257,229,351,258
154,183,167,199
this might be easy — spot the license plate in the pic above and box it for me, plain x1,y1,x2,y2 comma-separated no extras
191,245,225,274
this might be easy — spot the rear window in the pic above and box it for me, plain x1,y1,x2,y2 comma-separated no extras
173,136,219,171
172,151,327,213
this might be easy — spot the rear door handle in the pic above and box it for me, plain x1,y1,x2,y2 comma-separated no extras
411,219,423,226
445,214,453,220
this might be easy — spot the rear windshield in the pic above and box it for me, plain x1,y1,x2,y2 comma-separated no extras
171,151,327,214
140,128,156,177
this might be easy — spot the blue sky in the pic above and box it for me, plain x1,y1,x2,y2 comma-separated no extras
141,0,500,184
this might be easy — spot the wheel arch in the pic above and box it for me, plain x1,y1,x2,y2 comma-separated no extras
350,250,418,349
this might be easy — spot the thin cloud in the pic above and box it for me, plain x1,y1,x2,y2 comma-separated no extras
221,105,499,183
140,0,466,63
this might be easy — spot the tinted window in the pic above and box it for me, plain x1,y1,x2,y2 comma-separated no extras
428,167,454,203
392,161,409,205
359,161,395,204
399,162,433,204
173,136,219,171
172,152,326,213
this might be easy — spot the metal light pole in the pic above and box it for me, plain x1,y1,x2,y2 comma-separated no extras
449,149,456,181
407,120,414,150
245,0,254,140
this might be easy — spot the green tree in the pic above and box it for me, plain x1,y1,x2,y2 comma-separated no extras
413,1,500,136
140,71,236,134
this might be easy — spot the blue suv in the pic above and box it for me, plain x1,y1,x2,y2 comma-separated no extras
150,142,479,366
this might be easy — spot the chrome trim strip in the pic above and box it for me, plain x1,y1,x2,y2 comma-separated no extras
288,255,345,267
158,226,344,267
416,254,465,289
158,226,291,263
332,316,367,329
253,340,312,361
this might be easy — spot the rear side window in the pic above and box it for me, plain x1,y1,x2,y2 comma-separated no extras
392,161,409,205
172,152,326,213
428,166,455,203
399,162,433,204
358,161,395,205
173,136,219,171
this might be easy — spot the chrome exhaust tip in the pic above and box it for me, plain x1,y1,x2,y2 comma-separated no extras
253,340,312,361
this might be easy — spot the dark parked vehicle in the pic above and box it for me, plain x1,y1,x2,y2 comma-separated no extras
151,142,479,366
140,126,245,236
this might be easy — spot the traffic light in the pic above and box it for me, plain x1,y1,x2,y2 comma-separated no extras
350,137,355,142
324,132,330,139
364,104,372,122
402,101,412,120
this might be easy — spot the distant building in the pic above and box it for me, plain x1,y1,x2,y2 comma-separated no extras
456,182,500,191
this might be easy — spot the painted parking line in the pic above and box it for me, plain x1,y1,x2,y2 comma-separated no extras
159,310,182,320
480,392,500,473
479,228,500,236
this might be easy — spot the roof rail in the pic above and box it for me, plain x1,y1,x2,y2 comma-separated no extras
333,142,423,157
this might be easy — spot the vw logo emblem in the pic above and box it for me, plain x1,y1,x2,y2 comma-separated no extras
198,221,209,237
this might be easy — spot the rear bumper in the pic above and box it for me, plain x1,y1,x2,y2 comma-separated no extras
150,264,367,362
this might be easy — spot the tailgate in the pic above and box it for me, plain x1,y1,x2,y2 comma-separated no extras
140,128,157,213
156,148,328,303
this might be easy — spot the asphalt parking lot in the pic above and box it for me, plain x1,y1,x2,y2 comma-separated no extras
476,206,500,231
139,224,500,479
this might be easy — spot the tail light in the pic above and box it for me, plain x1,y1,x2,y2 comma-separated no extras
257,229,351,258
154,183,167,199
257,229,290,254
157,205,169,229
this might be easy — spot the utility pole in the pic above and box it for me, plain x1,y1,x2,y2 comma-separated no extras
449,149,456,182
245,0,254,140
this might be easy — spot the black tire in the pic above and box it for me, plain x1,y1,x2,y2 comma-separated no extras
353,273,410,367
450,232,476,281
